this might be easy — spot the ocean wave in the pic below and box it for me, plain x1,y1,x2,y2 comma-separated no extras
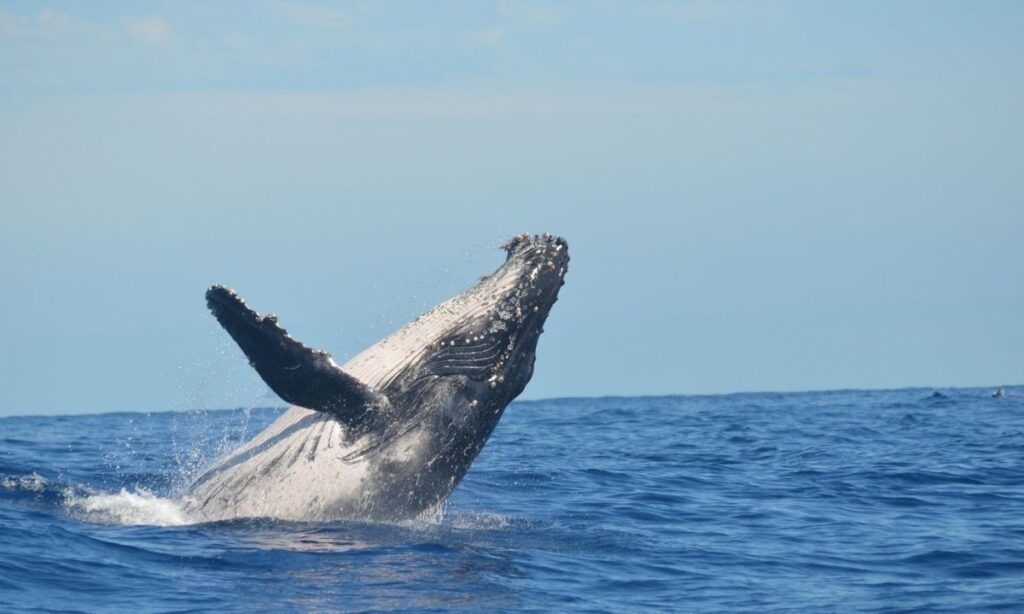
1,387,1023,612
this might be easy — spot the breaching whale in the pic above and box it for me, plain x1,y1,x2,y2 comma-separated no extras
184,234,569,522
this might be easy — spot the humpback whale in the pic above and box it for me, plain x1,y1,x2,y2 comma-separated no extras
184,234,569,522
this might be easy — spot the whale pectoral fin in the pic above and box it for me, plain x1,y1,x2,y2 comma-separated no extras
205,285,389,429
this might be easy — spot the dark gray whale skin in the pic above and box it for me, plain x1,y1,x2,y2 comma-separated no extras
186,234,569,522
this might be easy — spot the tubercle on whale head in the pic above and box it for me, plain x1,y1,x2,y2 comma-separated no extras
501,232,569,265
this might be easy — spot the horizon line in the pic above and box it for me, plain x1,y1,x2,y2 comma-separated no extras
2,382,1017,420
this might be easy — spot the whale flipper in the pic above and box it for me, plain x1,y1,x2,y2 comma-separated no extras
205,285,390,430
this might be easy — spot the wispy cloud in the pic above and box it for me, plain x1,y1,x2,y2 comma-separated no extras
267,2,348,30
111,87,667,121
122,17,171,45
471,26,505,48
0,9,98,40
0,9,172,45
636,1,776,23
498,0,568,27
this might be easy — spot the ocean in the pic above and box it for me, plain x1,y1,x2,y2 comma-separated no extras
1,387,1022,612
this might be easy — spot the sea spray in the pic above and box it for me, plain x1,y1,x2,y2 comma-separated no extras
63,487,190,526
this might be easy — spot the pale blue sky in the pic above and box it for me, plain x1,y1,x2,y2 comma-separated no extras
1,1,1021,415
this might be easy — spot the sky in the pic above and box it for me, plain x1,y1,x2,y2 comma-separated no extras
1,1,1021,416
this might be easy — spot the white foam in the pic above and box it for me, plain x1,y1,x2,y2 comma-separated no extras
0,472,47,492
444,512,519,530
63,488,192,526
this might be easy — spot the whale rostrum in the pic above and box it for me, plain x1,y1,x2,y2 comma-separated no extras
185,233,569,522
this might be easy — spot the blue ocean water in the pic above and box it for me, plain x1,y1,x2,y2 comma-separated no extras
1,387,1023,612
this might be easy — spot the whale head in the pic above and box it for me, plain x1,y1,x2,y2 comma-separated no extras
379,233,569,425
419,233,567,395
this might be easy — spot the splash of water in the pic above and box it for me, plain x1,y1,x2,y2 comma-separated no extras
63,487,191,526
0,472,47,492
